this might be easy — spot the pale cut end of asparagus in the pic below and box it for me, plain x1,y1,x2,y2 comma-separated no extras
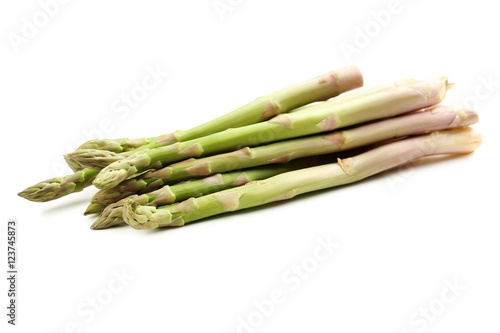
424,127,481,155
407,77,449,105
343,127,481,181
426,105,478,128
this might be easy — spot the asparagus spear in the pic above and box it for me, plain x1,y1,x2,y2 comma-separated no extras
90,159,331,229
84,78,419,206
88,104,476,207
73,78,420,172
64,138,139,171
92,77,451,190
17,169,98,202
72,66,365,163
68,66,363,170
122,127,481,230
21,145,171,201
19,66,363,202
20,138,166,200
140,106,478,183
94,78,450,190
83,79,417,205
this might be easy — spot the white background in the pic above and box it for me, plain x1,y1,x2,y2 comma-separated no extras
1,1,499,332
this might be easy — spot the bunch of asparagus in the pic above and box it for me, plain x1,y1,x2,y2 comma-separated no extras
18,66,481,230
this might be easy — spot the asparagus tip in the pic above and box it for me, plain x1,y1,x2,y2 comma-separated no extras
17,178,64,202
84,203,106,216
93,169,130,190
122,199,164,230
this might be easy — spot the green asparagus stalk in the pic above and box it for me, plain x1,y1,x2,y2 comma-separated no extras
20,66,362,202
22,137,169,200
122,127,481,230
139,105,477,184
93,78,450,190
17,169,98,202
90,158,331,229
72,78,417,170
21,138,166,200
86,79,423,206
68,66,364,170
89,104,476,207
90,99,463,208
